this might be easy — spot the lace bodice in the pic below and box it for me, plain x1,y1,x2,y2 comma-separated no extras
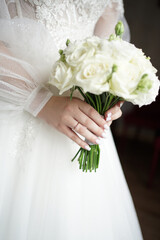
0,0,125,116
24,0,124,48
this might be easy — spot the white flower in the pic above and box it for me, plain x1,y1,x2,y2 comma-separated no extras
74,54,111,94
107,39,159,106
109,61,143,98
64,36,101,67
49,35,160,106
131,72,160,106
49,61,73,94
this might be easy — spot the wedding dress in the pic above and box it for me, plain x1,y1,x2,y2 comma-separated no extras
0,1,143,239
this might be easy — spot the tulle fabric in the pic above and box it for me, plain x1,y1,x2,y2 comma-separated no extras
0,112,143,240
0,17,58,116
0,1,143,239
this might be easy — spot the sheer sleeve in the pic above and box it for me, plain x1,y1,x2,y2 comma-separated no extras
94,0,130,42
0,1,58,117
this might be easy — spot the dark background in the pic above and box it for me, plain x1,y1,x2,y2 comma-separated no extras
111,1,160,239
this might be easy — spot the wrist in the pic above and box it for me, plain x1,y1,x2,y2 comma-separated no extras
37,95,58,120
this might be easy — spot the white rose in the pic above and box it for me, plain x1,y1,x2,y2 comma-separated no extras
64,36,101,67
108,39,159,106
82,36,102,48
109,61,142,98
110,66,160,106
49,61,73,94
74,54,111,94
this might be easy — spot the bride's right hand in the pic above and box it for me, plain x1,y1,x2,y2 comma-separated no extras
38,96,109,150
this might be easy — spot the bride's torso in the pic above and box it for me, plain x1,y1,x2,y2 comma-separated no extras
0,0,124,104
14,0,121,49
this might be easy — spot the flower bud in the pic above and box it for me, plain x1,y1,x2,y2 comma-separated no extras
109,34,116,41
112,64,118,73
66,39,70,46
115,21,124,38
136,74,152,93
59,49,66,62
60,54,66,62
59,49,63,55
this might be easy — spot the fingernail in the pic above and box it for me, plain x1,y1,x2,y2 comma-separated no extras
96,138,102,145
106,112,112,121
104,128,109,134
85,145,91,151
106,116,111,121
101,132,107,138
120,102,123,108
104,124,109,130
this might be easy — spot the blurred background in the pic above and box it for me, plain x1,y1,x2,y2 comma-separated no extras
111,0,160,239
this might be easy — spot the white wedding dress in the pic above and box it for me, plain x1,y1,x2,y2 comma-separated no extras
0,1,143,239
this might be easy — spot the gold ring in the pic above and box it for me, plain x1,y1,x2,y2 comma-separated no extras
73,122,79,130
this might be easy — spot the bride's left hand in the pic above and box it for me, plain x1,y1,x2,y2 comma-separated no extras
104,101,124,126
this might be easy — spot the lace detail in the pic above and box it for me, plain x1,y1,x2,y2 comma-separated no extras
24,0,123,48
9,113,40,172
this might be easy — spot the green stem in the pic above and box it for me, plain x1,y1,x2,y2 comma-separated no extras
97,145,100,168
82,150,86,172
93,146,97,172
98,95,102,113
102,93,110,114
79,149,84,169
95,95,100,113
76,87,89,103
89,147,94,172
85,151,89,172
106,97,120,111
86,93,97,109
71,148,81,162
103,94,115,114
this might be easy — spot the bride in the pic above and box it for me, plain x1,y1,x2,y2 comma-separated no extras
0,0,143,239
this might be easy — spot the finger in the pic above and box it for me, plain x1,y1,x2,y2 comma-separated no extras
60,109,107,144
74,109,108,138
118,101,124,108
62,126,91,150
107,120,112,127
104,104,120,121
111,109,122,121
64,115,106,141
104,100,124,121
65,117,100,144
79,102,108,129
105,109,122,124
73,122,105,145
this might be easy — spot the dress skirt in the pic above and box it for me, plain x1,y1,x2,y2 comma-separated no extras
0,111,143,240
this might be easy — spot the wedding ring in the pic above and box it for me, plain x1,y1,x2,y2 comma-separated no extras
73,122,79,130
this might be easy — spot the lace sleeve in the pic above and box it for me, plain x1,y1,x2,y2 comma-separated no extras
94,0,130,42
0,1,58,117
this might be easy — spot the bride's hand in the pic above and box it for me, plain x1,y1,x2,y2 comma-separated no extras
38,96,123,150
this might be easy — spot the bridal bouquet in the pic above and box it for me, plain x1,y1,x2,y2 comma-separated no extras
49,22,160,172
